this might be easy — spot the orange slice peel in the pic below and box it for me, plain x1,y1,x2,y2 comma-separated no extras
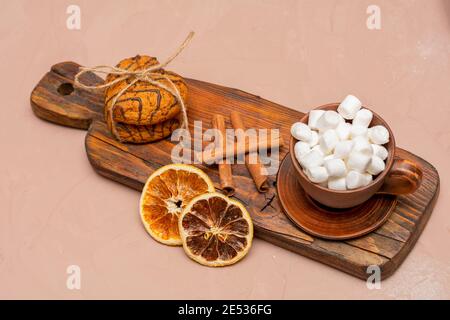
179,192,254,267
140,164,215,246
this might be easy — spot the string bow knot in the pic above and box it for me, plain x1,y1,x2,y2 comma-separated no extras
74,32,194,141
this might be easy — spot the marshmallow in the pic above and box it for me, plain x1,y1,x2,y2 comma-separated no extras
294,98,390,189
371,144,388,160
328,177,347,191
308,110,326,130
299,150,324,169
306,166,329,183
308,130,319,147
350,124,368,138
335,121,351,140
337,95,362,120
291,122,312,142
353,108,373,128
294,141,310,159
311,144,325,157
368,125,389,145
352,136,373,156
367,156,386,175
347,152,371,172
346,170,365,190
319,129,339,154
334,140,353,159
362,173,373,186
324,158,347,178
317,111,341,132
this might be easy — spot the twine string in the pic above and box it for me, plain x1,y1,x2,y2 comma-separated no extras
73,32,194,140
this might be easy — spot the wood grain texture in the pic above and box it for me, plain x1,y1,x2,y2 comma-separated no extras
30,62,440,280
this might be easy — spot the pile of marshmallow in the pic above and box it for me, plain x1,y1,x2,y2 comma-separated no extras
291,95,390,190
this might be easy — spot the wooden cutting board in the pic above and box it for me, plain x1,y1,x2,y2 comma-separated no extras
31,62,440,280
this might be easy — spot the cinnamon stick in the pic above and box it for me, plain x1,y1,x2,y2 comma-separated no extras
199,130,283,164
211,114,235,196
230,111,269,192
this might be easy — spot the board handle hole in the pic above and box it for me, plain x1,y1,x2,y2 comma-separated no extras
57,83,74,96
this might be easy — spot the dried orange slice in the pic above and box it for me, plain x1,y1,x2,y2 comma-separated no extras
140,164,215,246
179,192,253,267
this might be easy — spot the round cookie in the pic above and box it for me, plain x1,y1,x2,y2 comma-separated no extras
104,55,188,126
110,117,180,144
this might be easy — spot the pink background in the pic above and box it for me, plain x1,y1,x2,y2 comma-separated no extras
1,0,449,299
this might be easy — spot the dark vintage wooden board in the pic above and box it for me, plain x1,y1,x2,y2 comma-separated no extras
30,62,440,280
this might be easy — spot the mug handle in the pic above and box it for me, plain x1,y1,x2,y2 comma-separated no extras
377,158,423,195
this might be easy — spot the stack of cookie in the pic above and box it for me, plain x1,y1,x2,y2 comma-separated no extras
104,55,187,143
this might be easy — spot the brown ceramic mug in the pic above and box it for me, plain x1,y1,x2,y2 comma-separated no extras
289,103,423,208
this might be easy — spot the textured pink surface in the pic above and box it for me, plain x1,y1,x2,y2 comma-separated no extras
0,0,449,299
